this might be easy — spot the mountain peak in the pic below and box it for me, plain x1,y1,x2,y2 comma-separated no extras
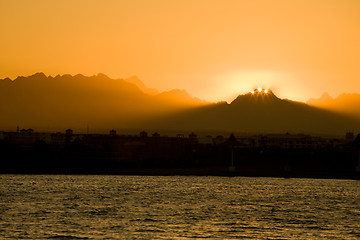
95,73,111,80
231,88,279,105
156,89,205,105
320,92,333,100
307,92,334,105
29,72,47,80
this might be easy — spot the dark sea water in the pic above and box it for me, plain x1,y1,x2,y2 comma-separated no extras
0,175,359,239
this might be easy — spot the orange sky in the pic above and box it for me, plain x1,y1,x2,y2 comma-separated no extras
1,0,359,102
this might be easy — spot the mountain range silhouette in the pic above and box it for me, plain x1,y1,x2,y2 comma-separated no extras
1,73,359,135
0,73,205,131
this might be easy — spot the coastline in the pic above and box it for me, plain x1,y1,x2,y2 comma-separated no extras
1,166,358,180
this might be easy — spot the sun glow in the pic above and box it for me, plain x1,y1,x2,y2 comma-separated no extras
250,87,269,95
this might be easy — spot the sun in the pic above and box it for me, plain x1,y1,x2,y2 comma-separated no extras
250,87,269,95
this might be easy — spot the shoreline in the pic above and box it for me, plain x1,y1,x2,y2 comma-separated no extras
1,167,359,180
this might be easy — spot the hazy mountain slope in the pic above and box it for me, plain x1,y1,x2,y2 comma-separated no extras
143,90,360,135
124,76,159,95
308,92,360,119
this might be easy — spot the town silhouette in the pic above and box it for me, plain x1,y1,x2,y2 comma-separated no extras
1,128,360,179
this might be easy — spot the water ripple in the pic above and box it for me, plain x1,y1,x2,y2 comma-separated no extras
0,175,359,239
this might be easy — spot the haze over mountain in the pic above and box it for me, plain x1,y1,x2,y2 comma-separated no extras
142,89,360,135
308,93,360,120
1,73,359,135
125,76,159,96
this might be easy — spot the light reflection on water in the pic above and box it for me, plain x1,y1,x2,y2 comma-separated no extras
0,175,359,239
